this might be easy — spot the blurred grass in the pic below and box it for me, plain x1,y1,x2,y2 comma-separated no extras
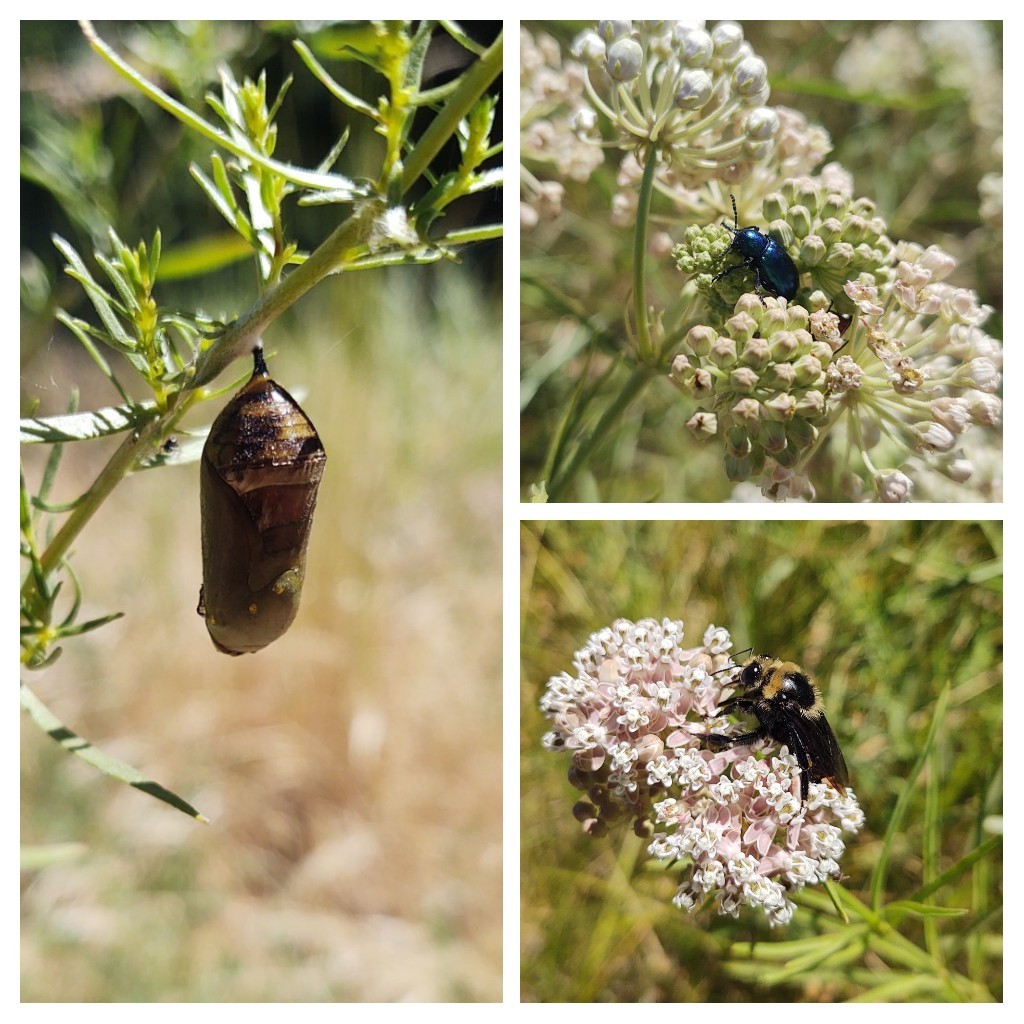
520,520,1002,1001
21,264,502,1001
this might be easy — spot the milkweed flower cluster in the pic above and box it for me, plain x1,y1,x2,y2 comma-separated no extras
570,21,779,189
670,179,1001,501
520,27,605,228
540,619,863,926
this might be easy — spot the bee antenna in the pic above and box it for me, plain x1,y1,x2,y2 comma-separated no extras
709,646,753,676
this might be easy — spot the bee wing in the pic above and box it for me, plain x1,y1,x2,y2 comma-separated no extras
787,711,849,792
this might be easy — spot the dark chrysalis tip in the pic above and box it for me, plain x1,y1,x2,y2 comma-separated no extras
197,347,326,656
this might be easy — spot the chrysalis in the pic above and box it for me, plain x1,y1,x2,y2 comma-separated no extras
197,347,326,655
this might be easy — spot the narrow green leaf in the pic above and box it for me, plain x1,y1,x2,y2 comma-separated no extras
314,127,351,176
439,21,486,56
887,899,968,918
148,229,162,281
292,39,378,119
20,403,159,444
911,833,1002,902
190,163,254,243
21,842,89,871
871,681,951,911
850,973,945,1002
94,252,138,312
80,21,359,195
20,684,209,823
53,236,136,352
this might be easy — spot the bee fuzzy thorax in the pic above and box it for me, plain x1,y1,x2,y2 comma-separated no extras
758,660,824,714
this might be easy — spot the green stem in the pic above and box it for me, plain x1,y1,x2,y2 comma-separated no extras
401,30,503,194
632,149,658,364
20,413,168,602
547,364,654,499
192,200,383,387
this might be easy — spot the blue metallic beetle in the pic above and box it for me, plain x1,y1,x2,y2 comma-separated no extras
713,194,800,301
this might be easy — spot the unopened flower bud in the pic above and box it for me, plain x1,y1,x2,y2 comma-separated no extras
731,397,761,427
913,421,956,452
598,20,632,43
764,393,797,421
794,390,826,418
607,38,643,81
725,311,758,344
710,336,738,367
674,26,713,67
675,69,712,110
711,22,744,60
685,325,716,357
729,366,760,393
793,354,824,386
740,336,770,369
759,419,787,453
733,56,768,96
723,423,750,455
686,410,718,438
787,417,818,449
877,470,913,502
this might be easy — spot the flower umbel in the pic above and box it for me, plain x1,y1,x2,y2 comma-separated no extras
540,619,863,925
570,21,779,191
670,180,1001,501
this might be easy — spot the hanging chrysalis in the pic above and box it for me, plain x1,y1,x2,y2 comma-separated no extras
197,347,326,655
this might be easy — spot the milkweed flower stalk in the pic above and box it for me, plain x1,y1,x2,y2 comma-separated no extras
540,619,863,926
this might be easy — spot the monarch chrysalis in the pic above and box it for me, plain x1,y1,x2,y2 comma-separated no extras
197,347,326,655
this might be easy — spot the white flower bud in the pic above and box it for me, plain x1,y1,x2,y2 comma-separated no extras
711,22,744,60
607,38,644,81
733,56,768,96
598,20,632,43
674,69,712,110
744,107,779,141
571,30,606,66
913,421,956,452
877,469,914,502
674,26,713,67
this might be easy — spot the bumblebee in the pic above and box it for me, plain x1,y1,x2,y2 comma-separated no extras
706,655,849,801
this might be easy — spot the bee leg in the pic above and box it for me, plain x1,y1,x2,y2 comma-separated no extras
706,724,770,752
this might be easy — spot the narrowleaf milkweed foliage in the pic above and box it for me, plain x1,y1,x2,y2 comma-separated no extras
21,21,502,816
521,20,1001,501
521,520,1002,1001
